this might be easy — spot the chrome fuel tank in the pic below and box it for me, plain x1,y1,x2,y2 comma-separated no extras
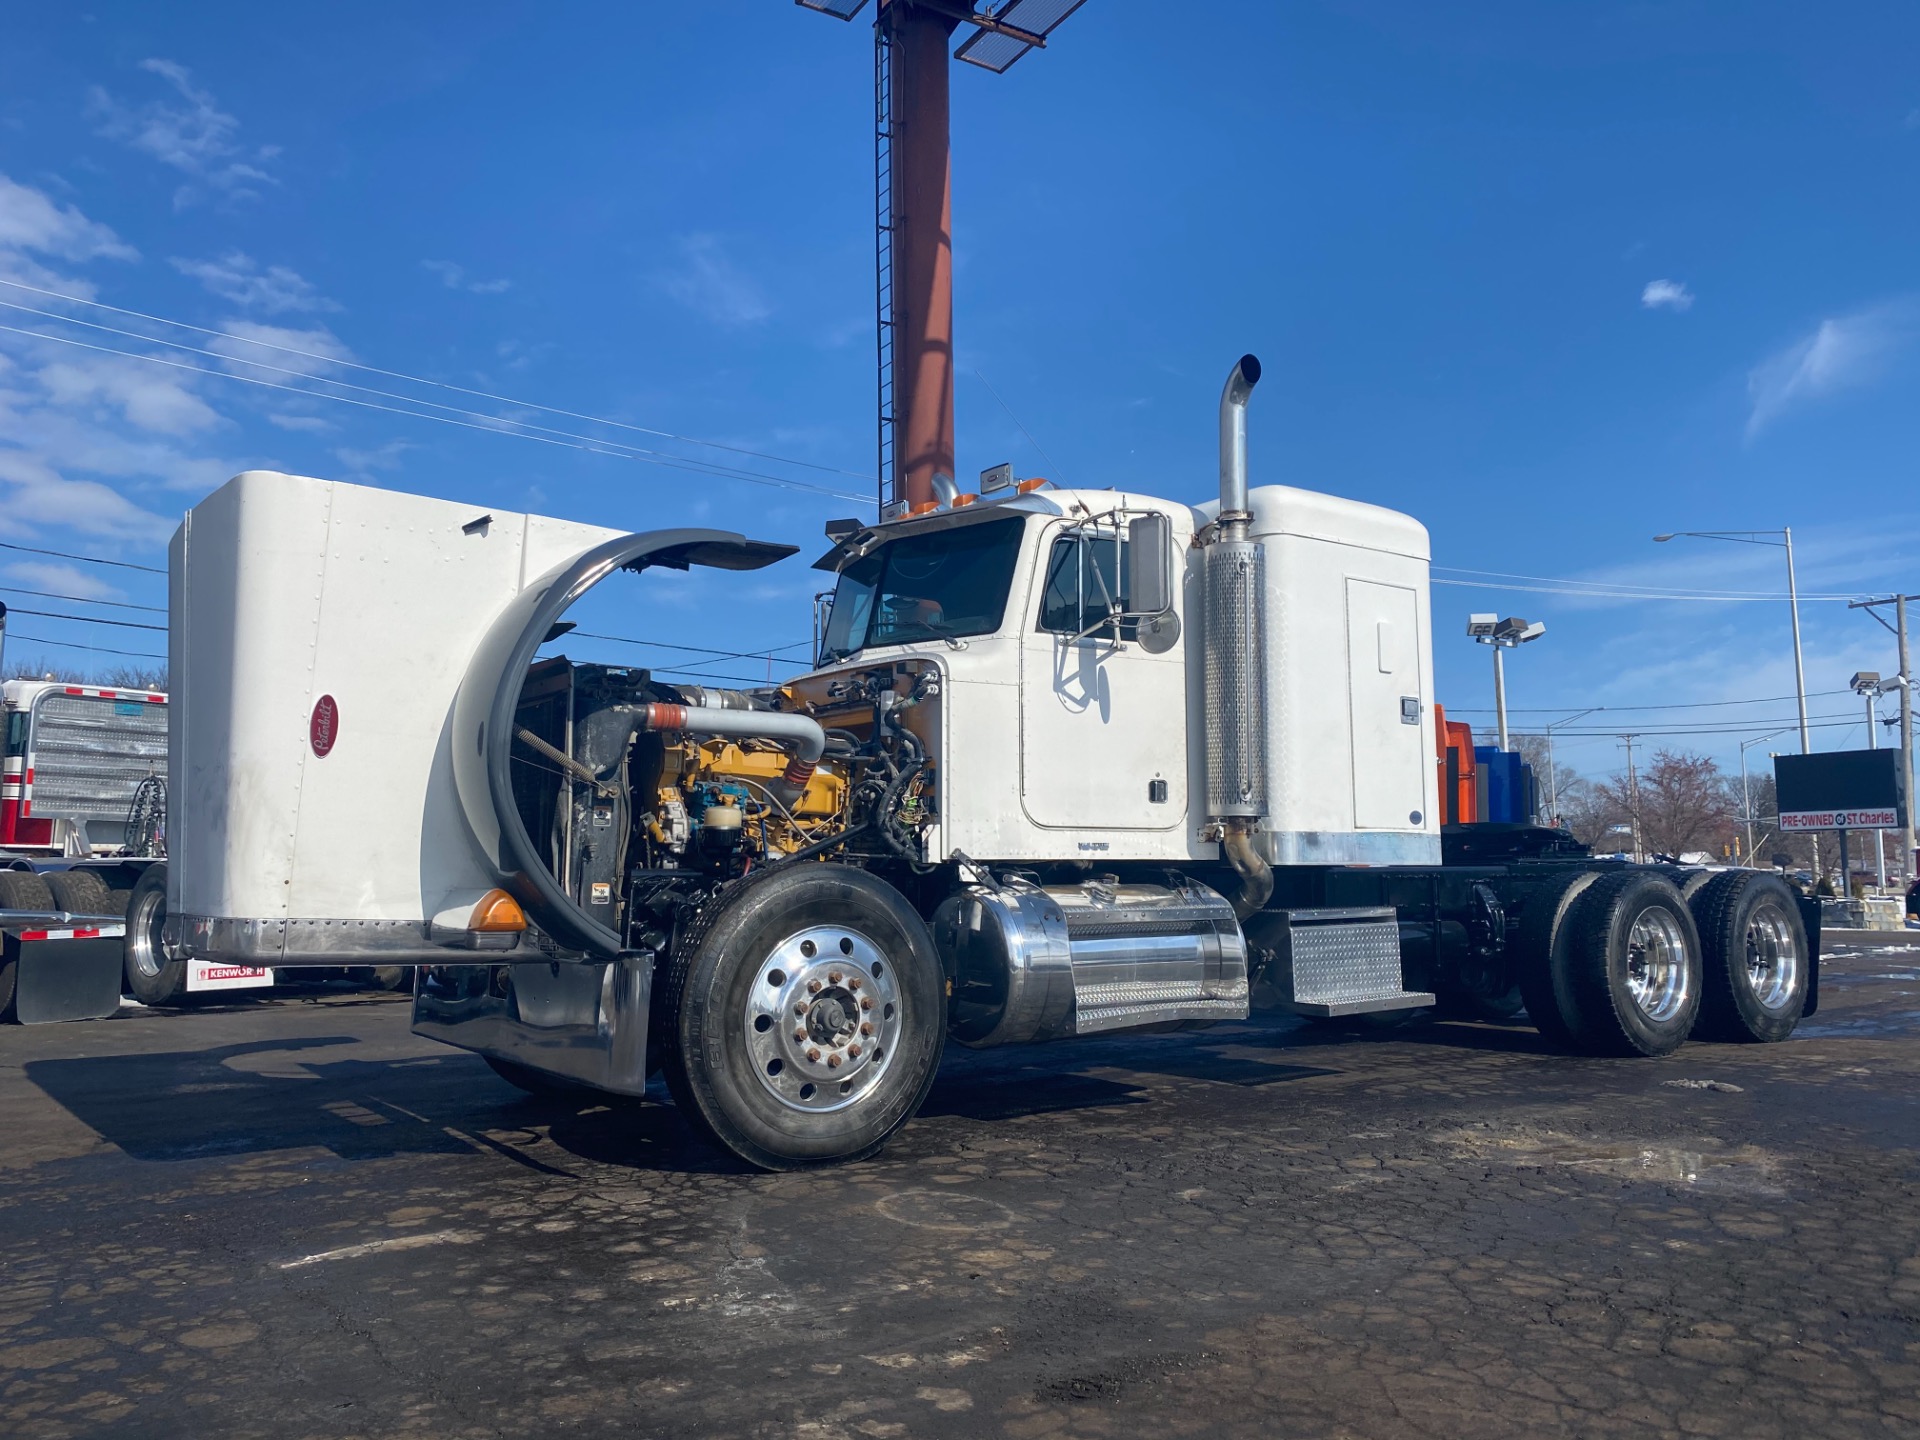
934,876,1248,1047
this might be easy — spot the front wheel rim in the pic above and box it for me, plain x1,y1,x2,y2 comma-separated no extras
1743,902,1801,1013
1625,906,1691,1023
742,925,903,1115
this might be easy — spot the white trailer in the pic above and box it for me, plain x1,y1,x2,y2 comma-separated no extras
161,357,1820,1167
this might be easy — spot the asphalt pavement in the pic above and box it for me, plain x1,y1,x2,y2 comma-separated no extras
3,938,1919,1439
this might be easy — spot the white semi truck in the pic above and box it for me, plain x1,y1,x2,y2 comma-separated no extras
159,357,1818,1167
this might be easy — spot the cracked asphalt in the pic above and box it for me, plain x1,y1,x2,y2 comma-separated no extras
4,935,1920,1439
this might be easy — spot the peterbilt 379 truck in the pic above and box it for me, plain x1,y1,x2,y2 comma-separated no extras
159,357,1815,1168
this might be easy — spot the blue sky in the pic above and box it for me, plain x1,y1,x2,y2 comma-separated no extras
1,1,1916,786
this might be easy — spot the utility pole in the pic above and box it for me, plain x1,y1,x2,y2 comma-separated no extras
1621,734,1643,863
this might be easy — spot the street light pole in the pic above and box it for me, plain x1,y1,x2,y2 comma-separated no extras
1468,615,1545,754
1784,527,1811,755
1492,644,1509,750
1542,707,1601,825
1862,682,1887,889
1902,596,1915,887
1848,595,1918,887
1655,526,1816,874
1738,730,1785,865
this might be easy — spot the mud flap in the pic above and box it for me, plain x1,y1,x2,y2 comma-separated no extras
5,926,125,1024
1797,894,1821,1018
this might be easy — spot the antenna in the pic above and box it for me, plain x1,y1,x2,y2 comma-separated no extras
796,0,1090,512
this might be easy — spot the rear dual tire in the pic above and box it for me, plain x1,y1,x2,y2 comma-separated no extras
1689,871,1809,1043
1521,870,1703,1057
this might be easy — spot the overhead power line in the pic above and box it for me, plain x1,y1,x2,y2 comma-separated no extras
0,539,166,575
0,587,166,613
1430,576,1861,604
0,277,878,484
1432,564,1862,602
0,322,874,506
0,299,870,504
1446,687,1854,715
2,632,166,662
4,607,166,632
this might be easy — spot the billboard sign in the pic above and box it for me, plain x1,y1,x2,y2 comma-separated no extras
1774,749,1907,832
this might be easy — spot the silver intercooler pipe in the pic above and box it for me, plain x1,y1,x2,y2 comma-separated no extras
1204,354,1273,918
635,701,827,812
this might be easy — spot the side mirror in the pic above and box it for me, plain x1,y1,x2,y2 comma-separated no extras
1126,514,1174,617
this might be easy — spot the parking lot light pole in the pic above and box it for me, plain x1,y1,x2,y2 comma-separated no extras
1468,614,1546,751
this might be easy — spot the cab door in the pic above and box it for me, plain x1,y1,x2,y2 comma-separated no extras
1018,523,1187,831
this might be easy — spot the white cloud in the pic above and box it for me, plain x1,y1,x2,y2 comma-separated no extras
0,561,124,602
267,412,331,433
171,252,335,313
88,59,279,207
0,445,173,541
35,355,221,436
1745,297,1920,438
0,172,138,265
335,440,412,477
422,259,510,295
657,234,770,327
1641,279,1694,312
206,320,354,377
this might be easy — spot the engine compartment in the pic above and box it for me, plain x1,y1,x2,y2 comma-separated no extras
508,657,941,952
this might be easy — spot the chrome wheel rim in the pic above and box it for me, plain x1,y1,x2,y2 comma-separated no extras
743,925,902,1114
1625,906,1691,1023
1743,902,1801,1013
128,886,165,979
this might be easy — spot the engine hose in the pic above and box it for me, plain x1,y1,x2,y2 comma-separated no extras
774,822,872,866
1221,818,1273,920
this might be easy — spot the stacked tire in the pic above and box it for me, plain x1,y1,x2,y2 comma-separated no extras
0,869,58,1020
1516,867,1808,1056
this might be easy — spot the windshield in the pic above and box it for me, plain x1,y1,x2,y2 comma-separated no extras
820,515,1026,662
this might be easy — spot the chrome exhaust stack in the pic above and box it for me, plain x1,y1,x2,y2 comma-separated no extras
1203,355,1272,916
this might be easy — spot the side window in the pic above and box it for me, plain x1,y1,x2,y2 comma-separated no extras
1037,534,1134,640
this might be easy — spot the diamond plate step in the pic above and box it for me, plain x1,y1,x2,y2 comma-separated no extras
1272,906,1435,1018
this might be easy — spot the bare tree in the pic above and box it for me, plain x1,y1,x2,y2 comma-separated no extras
2,656,168,689
1592,749,1738,860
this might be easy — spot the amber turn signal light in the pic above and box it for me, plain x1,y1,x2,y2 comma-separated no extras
468,888,528,933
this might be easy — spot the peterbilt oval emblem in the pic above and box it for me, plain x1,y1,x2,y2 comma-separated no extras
310,694,340,757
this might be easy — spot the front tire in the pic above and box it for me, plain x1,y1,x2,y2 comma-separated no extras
658,864,946,1171
1690,871,1808,1043
123,863,188,1006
